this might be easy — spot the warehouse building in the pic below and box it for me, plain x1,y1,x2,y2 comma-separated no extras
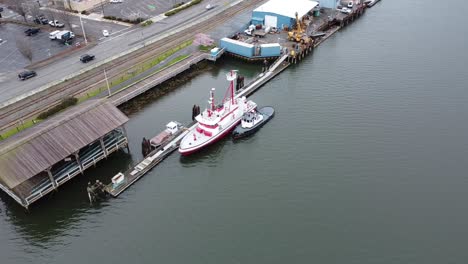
220,38,282,60
251,0,319,29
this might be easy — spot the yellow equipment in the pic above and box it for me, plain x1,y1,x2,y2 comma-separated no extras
288,12,305,43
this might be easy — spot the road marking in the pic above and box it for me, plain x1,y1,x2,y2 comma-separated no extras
98,27,140,43
0,48,15,63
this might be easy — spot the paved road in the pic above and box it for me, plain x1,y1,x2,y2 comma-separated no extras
0,0,238,105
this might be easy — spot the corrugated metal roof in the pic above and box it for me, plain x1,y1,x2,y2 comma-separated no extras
221,38,254,48
0,99,129,189
253,0,318,19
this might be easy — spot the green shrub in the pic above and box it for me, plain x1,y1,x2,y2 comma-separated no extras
165,0,203,16
199,44,216,52
141,20,153,27
37,97,78,120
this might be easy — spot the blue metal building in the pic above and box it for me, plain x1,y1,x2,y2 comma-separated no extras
251,0,319,29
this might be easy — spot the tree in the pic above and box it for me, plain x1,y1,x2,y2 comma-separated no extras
63,0,73,11
16,37,33,63
45,7,56,24
57,8,74,32
6,0,28,22
27,2,42,20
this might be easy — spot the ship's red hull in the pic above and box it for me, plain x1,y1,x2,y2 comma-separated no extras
179,120,239,156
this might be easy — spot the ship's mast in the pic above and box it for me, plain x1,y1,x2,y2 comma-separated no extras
226,70,237,105
208,88,215,117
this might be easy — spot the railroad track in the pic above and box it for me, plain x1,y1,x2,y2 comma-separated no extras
0,0,265,135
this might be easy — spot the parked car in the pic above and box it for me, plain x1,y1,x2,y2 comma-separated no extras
18,70,37,81
102,29,109,37
206,4,214,10
34,15,49,25
347,1,354,8
80,54,95,63
24,28,40,36
49,20,65,28
109,0,123,3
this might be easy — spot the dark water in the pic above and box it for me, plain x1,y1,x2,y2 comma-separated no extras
2,1,468,263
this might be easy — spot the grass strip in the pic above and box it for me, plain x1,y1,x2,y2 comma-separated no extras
0,119,40,140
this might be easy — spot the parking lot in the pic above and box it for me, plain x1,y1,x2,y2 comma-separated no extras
0,23,83,73
94,0,176,19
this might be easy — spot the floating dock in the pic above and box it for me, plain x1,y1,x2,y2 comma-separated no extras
88,124,194,200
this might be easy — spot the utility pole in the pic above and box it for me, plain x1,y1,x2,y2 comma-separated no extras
79,15,88,45
104,68,111,96
100,0,105,16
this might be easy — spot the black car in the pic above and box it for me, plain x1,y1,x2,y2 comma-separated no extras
24,28,40,36
18,70,37,81
34,15,48,25
80,54,95,63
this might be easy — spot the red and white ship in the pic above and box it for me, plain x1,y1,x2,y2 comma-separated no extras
179,70,257,155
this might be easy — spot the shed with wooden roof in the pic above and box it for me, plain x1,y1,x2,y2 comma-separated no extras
0,99,129,208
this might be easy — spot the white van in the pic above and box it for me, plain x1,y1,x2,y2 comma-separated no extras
49,30,60,40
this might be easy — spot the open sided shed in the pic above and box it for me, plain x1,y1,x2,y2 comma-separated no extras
252,0,318,29
0,99,129,208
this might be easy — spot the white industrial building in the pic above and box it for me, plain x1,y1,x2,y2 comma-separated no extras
251,0,319,29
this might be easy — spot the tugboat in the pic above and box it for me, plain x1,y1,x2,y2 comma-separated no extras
232,106,275,139
179,70,257,155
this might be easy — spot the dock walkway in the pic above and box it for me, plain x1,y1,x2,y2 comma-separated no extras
103,125,193,197
237,54,290,98
110,52,207,106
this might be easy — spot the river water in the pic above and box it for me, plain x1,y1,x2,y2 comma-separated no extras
2,0,468,263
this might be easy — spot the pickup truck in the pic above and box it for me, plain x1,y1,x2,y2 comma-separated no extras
49,20,65,28
24,28,40,36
